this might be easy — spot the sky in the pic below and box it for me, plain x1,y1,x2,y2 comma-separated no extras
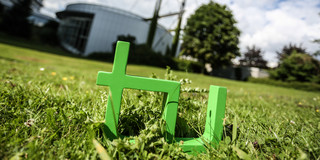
40,0,320,67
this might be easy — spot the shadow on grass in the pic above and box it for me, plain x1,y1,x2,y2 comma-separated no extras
0,32,83,58
0,32,177,70
0,32,127,66
0,56,23,63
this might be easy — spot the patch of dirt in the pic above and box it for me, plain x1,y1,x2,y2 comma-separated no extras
16,56,46,63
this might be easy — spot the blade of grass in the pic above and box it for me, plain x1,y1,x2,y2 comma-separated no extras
92,139,113,160
232,116,237,142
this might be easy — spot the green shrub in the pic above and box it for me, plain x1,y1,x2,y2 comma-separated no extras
270,53,320,83
87,52,114,62
88,44,177,69
38,20,59,45
248,77,320,92
173,58,202,73
129,44,176,68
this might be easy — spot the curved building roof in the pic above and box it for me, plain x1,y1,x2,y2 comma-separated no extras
62,3,169,32
56,3,173,56
66,3,143,20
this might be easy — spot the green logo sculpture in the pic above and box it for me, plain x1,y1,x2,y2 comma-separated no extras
96,41,227,154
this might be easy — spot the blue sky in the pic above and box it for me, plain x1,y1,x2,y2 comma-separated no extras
41,0,320,67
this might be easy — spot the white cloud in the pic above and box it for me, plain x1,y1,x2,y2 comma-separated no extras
40,0,320,63
225,0,320,62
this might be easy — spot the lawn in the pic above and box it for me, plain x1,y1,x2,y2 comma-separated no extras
0,40,319,159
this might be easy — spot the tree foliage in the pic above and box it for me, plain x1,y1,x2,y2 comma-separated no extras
0,0,32,38
0,3,4,23
239,45,267,68
181,1,240,70
313,39,320,57
313,13,320,56
112,34,137,55
276,43,307,61
270,52,320,83
38,20,59,45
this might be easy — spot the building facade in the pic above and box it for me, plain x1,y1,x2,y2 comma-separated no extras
56,3,173,56
211,66,269,81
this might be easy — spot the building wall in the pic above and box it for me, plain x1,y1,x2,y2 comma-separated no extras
211,66,269,81
250,67,269,78
84,6,149,54
58,3,173,56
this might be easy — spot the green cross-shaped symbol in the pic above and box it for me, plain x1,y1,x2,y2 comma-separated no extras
96,41,180,141
96,41,227,154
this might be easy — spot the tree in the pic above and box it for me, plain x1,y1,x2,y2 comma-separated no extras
0,3,4,24
239,45,267,68
313,13,320,57
1,0,32,38
181,1,240,72
270,52,320,83
112,34,136,55
276,43,307,61
313,39,320,57
38,20,59,45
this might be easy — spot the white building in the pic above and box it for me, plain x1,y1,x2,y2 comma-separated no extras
56,3,173,56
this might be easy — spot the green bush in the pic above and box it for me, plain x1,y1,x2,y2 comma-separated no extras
38,20,59,45
87,52,114,62
88,49,205,73
248,77,320,92
129,44,177,68
173,58,202,73
270,53,320,83
88,44,177,69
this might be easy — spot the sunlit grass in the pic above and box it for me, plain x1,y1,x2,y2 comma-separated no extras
0,41,319,159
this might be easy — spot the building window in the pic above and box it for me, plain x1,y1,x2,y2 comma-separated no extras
58,17,92,54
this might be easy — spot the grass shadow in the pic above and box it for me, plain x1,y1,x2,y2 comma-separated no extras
0,32,82,58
